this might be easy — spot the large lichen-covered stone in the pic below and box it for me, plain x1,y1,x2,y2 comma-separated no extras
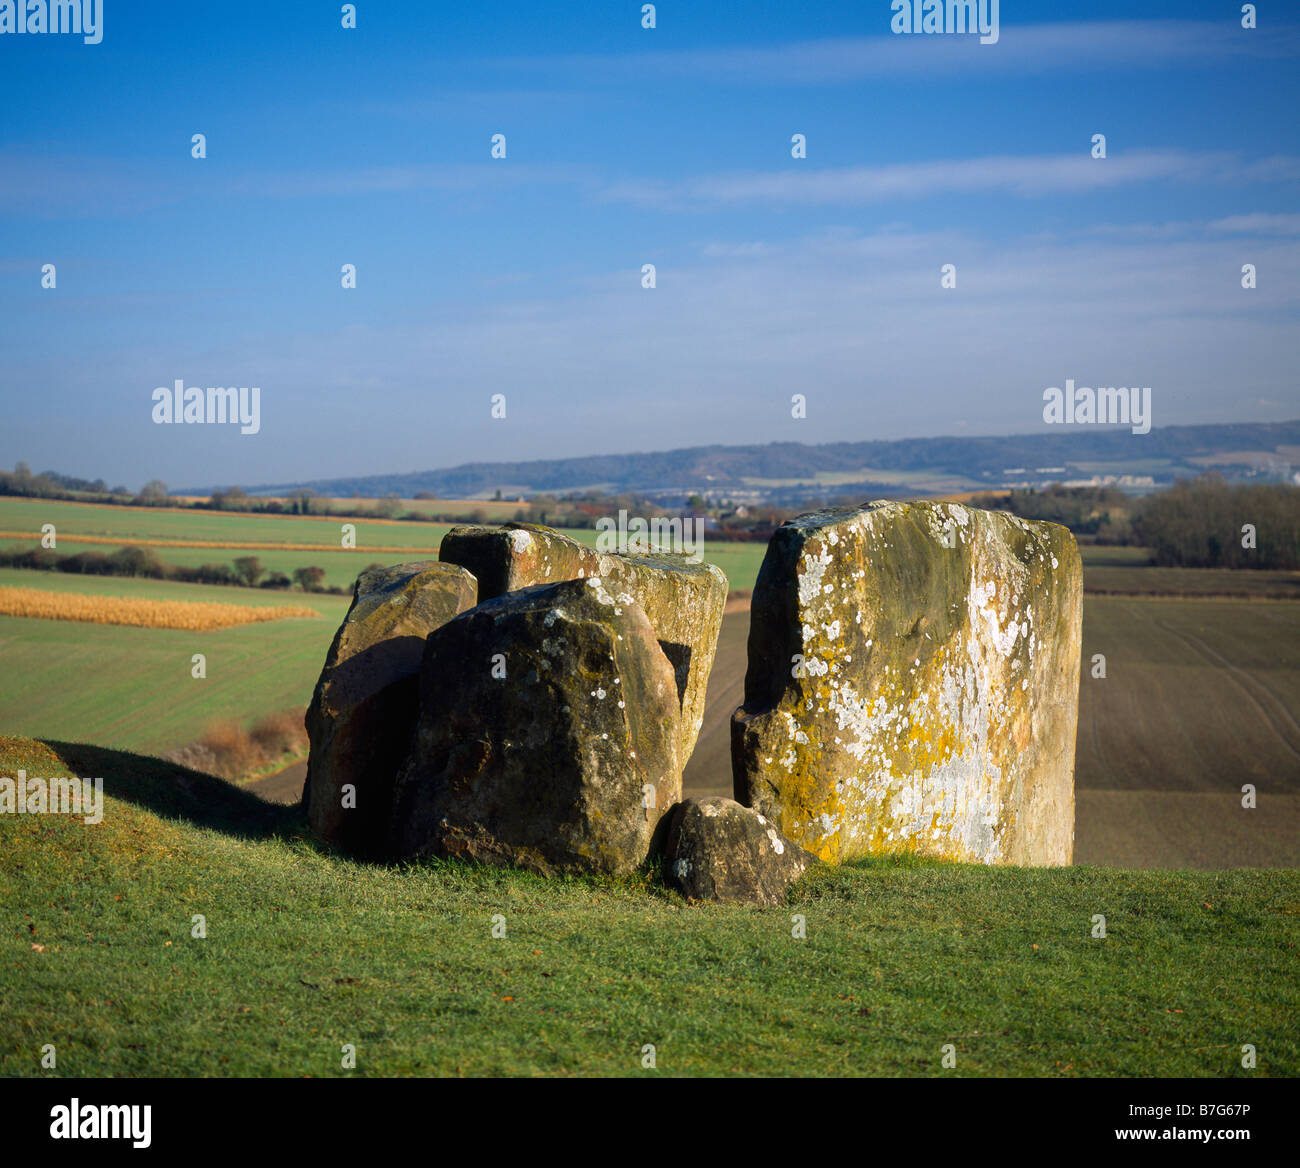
732,501,1082,867
439,523,726,763
389,576,682,874
664,797,819,906
305,561,477,856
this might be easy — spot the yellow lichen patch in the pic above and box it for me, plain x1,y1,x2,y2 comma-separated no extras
735,500,1081,868
0,586,321,631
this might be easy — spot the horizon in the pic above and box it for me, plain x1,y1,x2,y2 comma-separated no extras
3,0,1299,491
196,414,1300,497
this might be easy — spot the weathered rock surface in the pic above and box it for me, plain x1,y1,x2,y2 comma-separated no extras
732,501,1082,867
439,523,726,763
305,561,477,856
439,522,603,599
389,576,682,874
664,797,818,906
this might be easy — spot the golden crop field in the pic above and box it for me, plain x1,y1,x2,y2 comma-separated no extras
0,586,322,631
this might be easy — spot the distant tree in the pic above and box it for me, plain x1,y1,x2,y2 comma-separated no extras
291,489,319,516
687,493,706,511
414,491,435,500
1135,477,1299,569
196,563,237,586
109,547,165,578
260,572,291,589
211,486,249,511
375,493,403,520
493,487,503,501
137,479,169,505
59,551,109,575
293,565,327,592
233,556,266,587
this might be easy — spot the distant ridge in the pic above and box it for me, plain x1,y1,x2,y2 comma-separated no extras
187,420,1300,502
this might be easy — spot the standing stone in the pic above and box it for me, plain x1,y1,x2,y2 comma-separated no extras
389,576,682,874
664,797,818,906
732,501,1082,867
611,549,727,763
439,522,603,599
439,523,726,763
306,561,477,856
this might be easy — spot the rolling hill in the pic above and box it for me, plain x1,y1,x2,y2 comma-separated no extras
199,420,1300,504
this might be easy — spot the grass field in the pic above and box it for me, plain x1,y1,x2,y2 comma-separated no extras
2,736,1296,1078
0,499,1296,784
0,569,345,756
0,497,770,592
2,501,1296,1078
0,498,448,548
0,495,765,762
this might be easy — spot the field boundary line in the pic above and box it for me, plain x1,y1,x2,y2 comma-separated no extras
0,531,443,554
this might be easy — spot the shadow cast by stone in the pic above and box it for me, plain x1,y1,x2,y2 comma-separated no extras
44,739,304,841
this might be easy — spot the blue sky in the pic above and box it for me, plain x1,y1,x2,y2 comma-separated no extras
1,0,1297,490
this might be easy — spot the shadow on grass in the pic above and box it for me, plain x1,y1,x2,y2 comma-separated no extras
44,739,306,841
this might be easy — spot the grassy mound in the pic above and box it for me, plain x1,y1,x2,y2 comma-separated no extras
1,736,1296,1077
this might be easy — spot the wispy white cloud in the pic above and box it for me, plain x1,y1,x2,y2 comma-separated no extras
9,144,1295,221
354,90,619,119
490,21,1300,85
699,240,772,258
601,150,1300,210
0,151,183,217
0,151,594,216
225,162,591,199
9,218,1295,485
1208,212,1300,235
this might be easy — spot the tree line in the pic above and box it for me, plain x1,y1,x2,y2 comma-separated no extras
971,477,1299,569
0,546,351,593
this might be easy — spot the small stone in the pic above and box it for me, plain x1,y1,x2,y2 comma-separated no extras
663,797,818,906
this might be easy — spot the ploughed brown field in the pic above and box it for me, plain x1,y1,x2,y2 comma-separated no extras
252,595,1300,870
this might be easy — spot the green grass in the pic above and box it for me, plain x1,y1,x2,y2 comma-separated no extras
0,496,769,591
0,569,347,755
1,735,1295,1078
0,497,449,549
0,541,448,591
1078,544,1154,565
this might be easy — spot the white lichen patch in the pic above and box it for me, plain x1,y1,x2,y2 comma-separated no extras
798,542,834,608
